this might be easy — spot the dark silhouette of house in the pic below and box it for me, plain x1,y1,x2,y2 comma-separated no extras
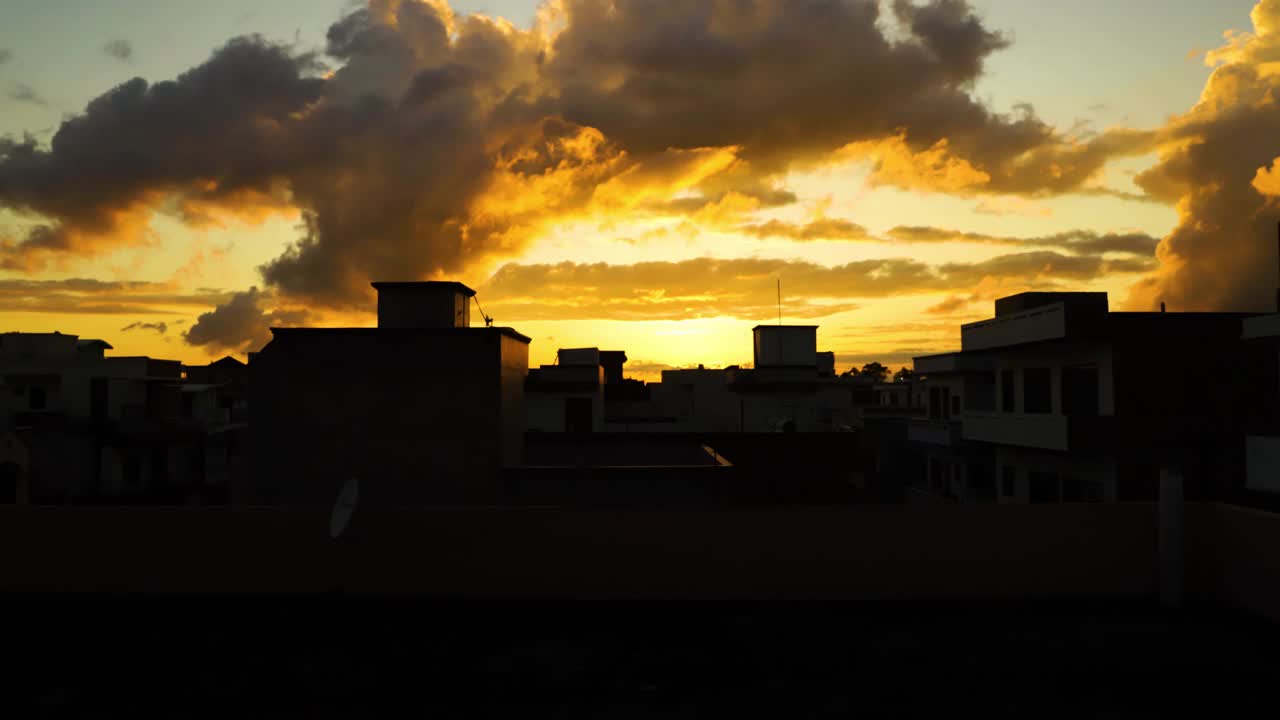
909,291,1277,503
249,281,530,506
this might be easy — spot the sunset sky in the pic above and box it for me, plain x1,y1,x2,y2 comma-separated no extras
3,0,1280,378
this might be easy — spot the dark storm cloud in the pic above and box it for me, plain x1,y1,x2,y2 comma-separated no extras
0,36,326,270
545,0,1151,192
103,39,133,61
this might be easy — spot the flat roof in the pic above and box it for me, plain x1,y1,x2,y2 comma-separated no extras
269,326,531,344
76,339,114,349
751,325,819,331
370,281,476,297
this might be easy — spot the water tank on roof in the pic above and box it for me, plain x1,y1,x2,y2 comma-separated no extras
753,326,818,368
372,281,475,329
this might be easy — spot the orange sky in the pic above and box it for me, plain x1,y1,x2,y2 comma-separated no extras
4,1,1280,380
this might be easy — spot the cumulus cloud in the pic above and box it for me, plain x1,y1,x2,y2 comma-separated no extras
1125,0,1280,310
120,321,168,334
103,39,133,61
184,287,309,352
0,0,1171,338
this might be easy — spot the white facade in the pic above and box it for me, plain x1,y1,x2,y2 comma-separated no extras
525,362,604,433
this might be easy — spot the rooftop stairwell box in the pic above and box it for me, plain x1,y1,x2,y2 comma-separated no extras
372,281,476,329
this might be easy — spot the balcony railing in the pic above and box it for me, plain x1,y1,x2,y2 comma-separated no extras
962,411,1069,451
908,419,962,446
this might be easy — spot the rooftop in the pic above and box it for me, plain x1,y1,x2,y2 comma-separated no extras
268,326,532,344
370,280,476,297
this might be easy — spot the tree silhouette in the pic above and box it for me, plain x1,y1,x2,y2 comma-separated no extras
893,366,915,383
859,362,889,383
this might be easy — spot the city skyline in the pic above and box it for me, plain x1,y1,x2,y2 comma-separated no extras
1,0,1277,379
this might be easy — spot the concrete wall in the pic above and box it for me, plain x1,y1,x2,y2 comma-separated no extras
753,326,817,368
739,391,821,432
1199,503,1280,623
250,330,522,506
5,503,1279,617
0,504,1161,597
656,370,739,432
1245,435,1280,493
993,448,1118,504
526,390,603,433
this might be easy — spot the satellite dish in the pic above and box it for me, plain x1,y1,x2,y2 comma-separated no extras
330,477,359,540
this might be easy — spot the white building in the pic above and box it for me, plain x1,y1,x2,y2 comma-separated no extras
526,348,606,433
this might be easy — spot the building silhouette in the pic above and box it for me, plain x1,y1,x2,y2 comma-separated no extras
0,331,246,505
249,281,530,506
909,291,1276,503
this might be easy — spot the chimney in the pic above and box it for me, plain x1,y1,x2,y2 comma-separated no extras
371,281,475,329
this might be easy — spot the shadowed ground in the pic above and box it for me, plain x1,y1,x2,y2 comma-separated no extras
10,598,1278,716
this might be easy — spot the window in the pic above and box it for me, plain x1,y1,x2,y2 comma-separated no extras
1001,370,1016,412
1023,368,1051,414
1083,481,1105,503
950,395,961,416
930,387,951,420
1001,466,1017,497
1062,365,1100,416
565,397,593,433
1061,476,1085,502
970,470,996,501
966,372,996,412
29,386,47,411
1028,471,1060,503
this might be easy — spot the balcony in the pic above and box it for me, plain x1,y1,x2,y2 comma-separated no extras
961,302,1067,351
961,412,1115,451
908,419,962,446
913,352,993,375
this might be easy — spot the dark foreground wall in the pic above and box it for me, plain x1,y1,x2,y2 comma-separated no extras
0,504,1160,597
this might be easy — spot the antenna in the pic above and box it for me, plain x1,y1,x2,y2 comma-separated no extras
777,278,782,326
472,295,494,327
